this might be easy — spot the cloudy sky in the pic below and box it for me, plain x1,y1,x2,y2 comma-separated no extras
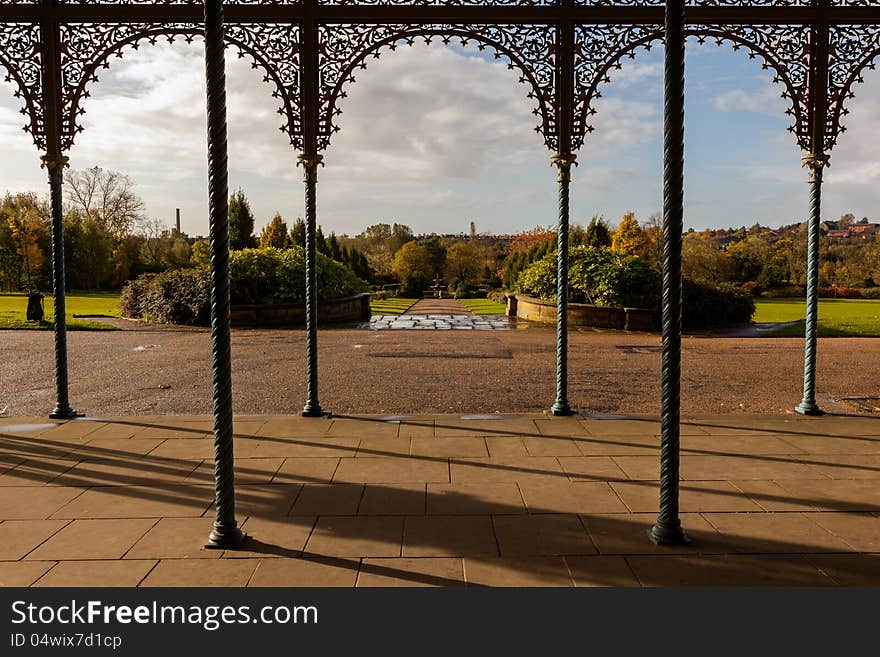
0,36,878,238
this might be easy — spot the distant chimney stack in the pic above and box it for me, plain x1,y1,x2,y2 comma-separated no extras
175,208,181,236
470,221,476,240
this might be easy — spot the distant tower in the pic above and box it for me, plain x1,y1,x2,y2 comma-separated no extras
470,221,476,240
175,208,181,236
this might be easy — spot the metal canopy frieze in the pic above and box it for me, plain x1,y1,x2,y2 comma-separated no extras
0,1,878,157
54,22,300,151
317,23,556,151
827,23,880,152
0,22,42,149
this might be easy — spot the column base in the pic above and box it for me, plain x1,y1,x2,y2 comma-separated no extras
49,405,81,420
205,523,246,550
550,401,575,416
647,520,691,546
794,400,824,416
301,403,325,418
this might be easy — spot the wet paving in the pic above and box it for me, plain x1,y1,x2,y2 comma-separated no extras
361,314,521,330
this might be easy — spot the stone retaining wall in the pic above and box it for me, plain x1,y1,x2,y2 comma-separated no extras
507,294,656,332
231,292,371,328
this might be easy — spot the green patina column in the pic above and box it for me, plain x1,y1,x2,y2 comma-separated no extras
203,0,243,549
795,153,828,416
40,15,77,420
299,153,324,417
551,12,576,417
551,153,577,416
649,0,689,546
43,154,77,420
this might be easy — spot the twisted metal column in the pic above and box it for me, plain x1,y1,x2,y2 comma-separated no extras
43,155,77,420
551,153,576,416
203,0,243,549
650,0,689,546
795,153,828,416
300,153,324,417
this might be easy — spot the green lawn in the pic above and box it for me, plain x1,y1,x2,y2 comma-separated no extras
370,297,418,315
458,298,508,315
754,298,880,337
0,291,120,330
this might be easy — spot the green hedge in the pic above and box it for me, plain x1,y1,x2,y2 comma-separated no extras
516,246,660,308
120,246,369,325
515,246,754,329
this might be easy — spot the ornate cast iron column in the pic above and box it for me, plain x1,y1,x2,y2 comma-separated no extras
203,0,243,549
299,152,324,417
795,152,828,416
40,16,77,420
551,12,576,417
650,0,689,546
795,13,831,416
551,153,576,416
300,0,325,418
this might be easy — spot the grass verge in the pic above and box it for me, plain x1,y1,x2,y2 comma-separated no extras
458,298,507,315
754,298,880,337
370,297,419,315
0,291,120,330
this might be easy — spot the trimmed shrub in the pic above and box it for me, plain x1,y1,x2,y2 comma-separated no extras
514,246,754,329
859,287,880,299
119,268,212,325
682,279,755,330
516,246,659,308
818,285,863,299
761,285,805,299
120,246,369,325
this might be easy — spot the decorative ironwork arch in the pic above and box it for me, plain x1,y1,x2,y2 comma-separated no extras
573,23,811,152
0,23,43,149
827,23,880,152
58,22,301,152
317,24,557,152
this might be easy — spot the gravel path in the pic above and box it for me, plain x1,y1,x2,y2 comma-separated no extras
1,325,876,417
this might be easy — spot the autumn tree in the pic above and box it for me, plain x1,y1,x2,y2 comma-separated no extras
260,213,290,249
191,240,211,267
391,241,432,280
228,189,256,250
611,212,650,258
444,241,483,289
7,206,45,289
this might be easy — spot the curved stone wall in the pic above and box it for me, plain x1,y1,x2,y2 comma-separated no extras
508,294,656,332
231,292,371,328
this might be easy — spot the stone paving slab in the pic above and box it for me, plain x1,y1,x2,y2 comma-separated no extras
361,314,518,331
2,413,880,586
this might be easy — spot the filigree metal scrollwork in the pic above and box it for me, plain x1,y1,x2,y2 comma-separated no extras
0,23,43,149
573,23,811,153
827,24,880,153
572,23,661,152
57,22,301,152
317,23,556,152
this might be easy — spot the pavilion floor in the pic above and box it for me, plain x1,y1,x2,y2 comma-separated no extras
1,413,879,587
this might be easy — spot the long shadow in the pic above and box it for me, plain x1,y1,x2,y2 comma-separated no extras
4,417,880,586
4,413,880,513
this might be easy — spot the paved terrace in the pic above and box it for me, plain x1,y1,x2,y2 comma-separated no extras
0,413,879,587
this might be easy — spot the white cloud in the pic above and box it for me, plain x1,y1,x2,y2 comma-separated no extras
713,85,789,115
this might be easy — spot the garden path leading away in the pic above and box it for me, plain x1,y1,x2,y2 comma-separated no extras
1,326,878,417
